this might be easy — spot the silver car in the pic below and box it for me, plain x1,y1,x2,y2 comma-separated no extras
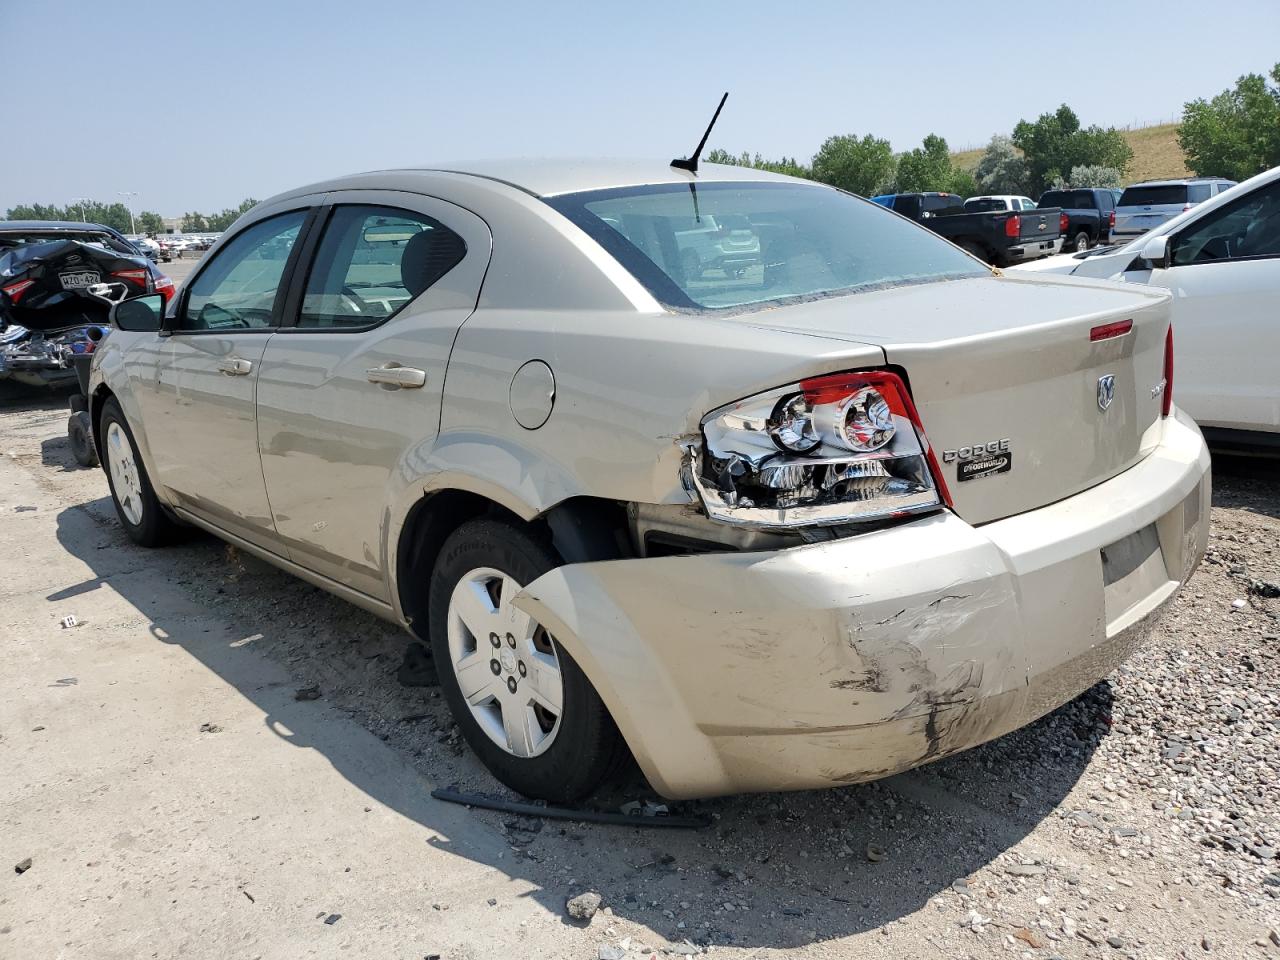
88,160,1210,801
1113,177,1236,241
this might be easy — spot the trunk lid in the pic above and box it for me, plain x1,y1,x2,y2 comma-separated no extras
736,274,1172,525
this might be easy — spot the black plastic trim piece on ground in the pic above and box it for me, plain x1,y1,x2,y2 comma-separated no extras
429,788,709,829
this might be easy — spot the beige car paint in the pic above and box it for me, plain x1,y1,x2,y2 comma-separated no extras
255,190,493,600
89,161,1211,798
514,411,1209,798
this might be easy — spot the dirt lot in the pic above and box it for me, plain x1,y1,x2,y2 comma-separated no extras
2,388,1278,960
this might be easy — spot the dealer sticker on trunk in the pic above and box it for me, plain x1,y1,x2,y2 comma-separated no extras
957,452,1013,483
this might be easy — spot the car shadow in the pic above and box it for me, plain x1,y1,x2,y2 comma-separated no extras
51,494,1114,950
1210,452,1280,520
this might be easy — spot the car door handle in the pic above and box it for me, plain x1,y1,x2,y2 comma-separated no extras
217,357,253,376
366,364,426,389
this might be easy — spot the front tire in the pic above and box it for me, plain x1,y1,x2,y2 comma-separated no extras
428,518,624,801
99,397,181,547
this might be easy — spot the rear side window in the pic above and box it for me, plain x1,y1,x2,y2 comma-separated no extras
298,205,465,329
1188,183,1212,203
1118,185,1188,207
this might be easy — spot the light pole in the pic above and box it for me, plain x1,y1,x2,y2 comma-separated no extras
118,191,138,234
72,197,91,222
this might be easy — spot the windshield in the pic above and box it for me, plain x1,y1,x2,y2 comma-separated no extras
545,182,987,311
1118,185,1188,207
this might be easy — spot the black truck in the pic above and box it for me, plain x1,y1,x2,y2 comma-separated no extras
1035,188,1116,252
871,192,1063,266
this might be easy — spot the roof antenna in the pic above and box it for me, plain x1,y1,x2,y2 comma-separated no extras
671,92,728,175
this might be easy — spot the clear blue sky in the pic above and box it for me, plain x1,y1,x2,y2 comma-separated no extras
5,0,1278,216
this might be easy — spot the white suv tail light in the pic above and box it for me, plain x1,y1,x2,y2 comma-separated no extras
691,370,952,528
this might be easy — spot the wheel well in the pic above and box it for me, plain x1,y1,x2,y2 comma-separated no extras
88,385,115,458
395,492,631,641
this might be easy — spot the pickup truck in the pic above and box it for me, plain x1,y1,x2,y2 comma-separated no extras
1036,188,1116,252
871,192,1064,266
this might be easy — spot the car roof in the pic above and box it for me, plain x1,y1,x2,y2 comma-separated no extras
0,219,118,233
1125,177,1230,187
292,158,799,200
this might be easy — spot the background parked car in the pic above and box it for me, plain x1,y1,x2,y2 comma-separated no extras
1037,187,1117,252
1113,177,1236,242
873,191,1063,265
963,195,1038,212
1012,168,1280,452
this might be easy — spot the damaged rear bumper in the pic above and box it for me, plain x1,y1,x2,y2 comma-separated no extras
515,410,1211,799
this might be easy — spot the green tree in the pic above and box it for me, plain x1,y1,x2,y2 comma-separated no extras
1052,165,1123,190
974,135,1030,195
890,134,975,196
1012,105,1132,195
1178,63,1280,181
181,211,209,232
206,198,259,231
706,149,809,179
136,211,165,235
810,134,896,196
893,134,953,192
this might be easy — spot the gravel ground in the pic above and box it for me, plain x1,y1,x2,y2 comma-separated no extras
2,388,1278,959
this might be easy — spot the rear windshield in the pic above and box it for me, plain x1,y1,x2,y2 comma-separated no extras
1118,185,1188,207
0,231,135,255
545,182,987,311
964,198,1010,212
1038,190,1097,209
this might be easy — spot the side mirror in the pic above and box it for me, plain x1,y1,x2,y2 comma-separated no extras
1140,234,1170,269
111,293,165,332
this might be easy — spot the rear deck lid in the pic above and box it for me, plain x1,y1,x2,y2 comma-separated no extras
737,274,1173,525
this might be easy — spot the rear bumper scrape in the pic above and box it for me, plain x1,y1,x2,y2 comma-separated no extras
513,410,1210,799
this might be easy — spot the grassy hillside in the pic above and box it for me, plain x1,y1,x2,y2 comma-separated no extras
953,122,1189,185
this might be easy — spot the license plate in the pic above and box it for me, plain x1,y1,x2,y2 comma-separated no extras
59,272,100,289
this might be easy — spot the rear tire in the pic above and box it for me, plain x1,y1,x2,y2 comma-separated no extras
428,518,624,801
1073,231,1090,252
67,411,98,468
99,397,181,547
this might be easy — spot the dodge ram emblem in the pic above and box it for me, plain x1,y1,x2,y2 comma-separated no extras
1097,374,1116,412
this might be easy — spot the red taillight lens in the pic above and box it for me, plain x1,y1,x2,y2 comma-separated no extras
1109,211,1116,228
1059,212,1069,234
694,369,949,527
155,275,176,306
111,269,150,287
1004,215,1020,238
1162,325,1174,417
2,279,36,303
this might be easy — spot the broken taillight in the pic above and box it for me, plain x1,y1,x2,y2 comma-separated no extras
693,370,950,528
2,279,36,303
111,268,151,288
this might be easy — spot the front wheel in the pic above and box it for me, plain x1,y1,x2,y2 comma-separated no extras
428,518,624,801
100,398,182,546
